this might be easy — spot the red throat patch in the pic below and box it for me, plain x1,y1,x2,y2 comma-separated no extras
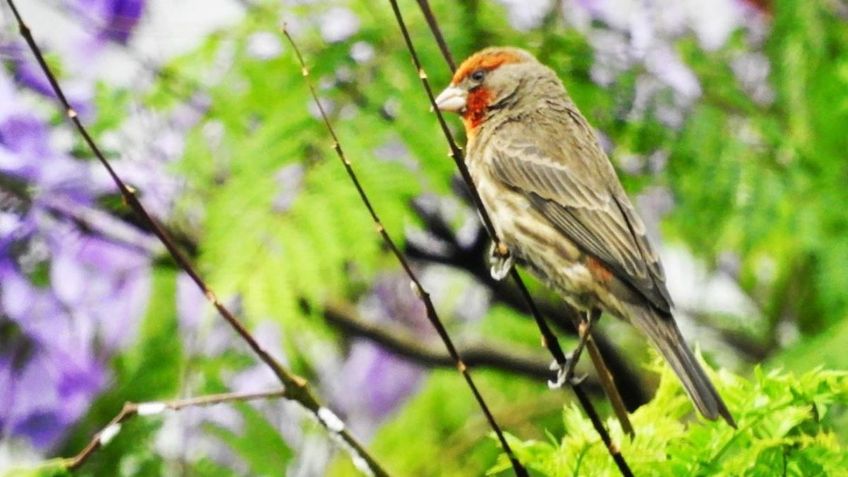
462,87,493,132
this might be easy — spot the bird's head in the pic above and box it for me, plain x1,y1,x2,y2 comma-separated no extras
435,47,541,132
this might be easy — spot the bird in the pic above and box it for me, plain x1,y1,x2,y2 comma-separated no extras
434,46,735,426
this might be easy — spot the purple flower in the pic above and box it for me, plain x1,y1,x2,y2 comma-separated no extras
323,275,434,436
11,58,56,100
71,0,146,44
47,232,151,351
0,0,155,452
0,266,109,449
0,95,152,452
0,227,151,449
338,342,423,422
0,42,94,117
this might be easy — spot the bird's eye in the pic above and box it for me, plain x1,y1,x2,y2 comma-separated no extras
470,69,486,82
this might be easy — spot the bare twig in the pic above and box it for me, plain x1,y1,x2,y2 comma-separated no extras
563,310,599,384
390,2,633,474
566,316,634,436
415,0,456,72
3,2,387,475
282,27,527,477
65,390,287,469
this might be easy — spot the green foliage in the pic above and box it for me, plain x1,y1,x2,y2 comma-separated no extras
165,14,432,354
0,460,70,477
662,0,848,340
492,363,848,476
328,369,563,477
205,403,293,476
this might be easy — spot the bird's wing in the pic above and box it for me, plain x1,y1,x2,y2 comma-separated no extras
486,119,672,312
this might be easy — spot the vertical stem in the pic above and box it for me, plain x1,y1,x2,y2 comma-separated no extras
283,27,527,477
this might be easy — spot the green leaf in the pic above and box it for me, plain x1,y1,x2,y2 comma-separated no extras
1,460,70,477
205,403,292,476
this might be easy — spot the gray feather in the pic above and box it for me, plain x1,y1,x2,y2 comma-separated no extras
628,304,736,426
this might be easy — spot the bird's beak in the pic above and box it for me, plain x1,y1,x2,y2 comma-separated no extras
434,85,467,113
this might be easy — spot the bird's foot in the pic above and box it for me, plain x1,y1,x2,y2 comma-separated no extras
547,360,567,389
556,309,600,386
547,358,586,389
489,242,513,281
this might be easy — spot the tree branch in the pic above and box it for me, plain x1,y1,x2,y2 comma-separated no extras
324,301,579,383
65,390,287,470
415,0,456,72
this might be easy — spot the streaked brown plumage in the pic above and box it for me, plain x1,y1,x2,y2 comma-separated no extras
436,47,735,426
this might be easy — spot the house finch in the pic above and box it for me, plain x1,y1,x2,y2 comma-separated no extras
435,47,735,426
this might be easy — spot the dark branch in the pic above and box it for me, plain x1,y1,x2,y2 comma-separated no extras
324,301,564,382
415,0,456,72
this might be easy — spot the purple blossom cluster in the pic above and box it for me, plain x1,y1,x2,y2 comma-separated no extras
323,269,490,439
76,0,146,44
334,276,430,432
1,0,148,452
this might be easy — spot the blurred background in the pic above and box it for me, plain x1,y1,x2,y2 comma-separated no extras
1,0,847,475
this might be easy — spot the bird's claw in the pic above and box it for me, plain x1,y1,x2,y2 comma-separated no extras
489,242,513,281
547,360,566,389
547,357,586,389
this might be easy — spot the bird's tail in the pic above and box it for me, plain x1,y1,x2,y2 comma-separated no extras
627,304,736,427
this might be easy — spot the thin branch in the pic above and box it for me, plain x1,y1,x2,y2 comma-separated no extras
415,0,456,72
324,301,565,382
563,309,600,384
65,390,287,470
282,27,528,477
2,2,387,475
390,2,633,473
